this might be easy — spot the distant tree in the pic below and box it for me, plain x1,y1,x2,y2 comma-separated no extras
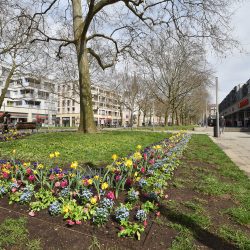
16,0,237,133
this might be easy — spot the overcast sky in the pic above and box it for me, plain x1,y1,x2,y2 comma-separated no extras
208,1,250,103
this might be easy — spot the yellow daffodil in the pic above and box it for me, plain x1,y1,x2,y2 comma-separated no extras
133,152,142,160
33,170,38,175
136,177,141,181
69,173,76,178
12,149,16,155
101,182,109,190
134,171,138,177
88,179,93,185
70,161,78,169
90,197,97,204
49,153,55,159
136,145,142,150
94,175,99,180
111,154,118,161
63,205,70,213
153,145,162,150
54,151,60,157
37,164,44,170
124,159,133,168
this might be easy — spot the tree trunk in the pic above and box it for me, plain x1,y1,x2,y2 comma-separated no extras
72,0,96,133
0,63,16,109
164,111,168,126
77,47,97,133
137,110,141,126
119,104,123,126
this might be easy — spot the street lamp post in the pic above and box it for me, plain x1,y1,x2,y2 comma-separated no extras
214,77,220,137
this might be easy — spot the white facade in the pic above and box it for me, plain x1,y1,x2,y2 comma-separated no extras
56,82,128,127
0,65,57,125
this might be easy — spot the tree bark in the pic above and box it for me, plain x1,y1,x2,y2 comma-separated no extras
0,63,16,109
77,46,97,133
72,0,96,133
164,111,168,126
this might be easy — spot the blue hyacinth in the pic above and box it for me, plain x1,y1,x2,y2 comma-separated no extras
93,207,109,225
79,189,93,201
138,178,147,188
49,201,61,216
136,209,147,221
0,186,7,196
100,197,114,210
60,187,70,198
115,206,129,222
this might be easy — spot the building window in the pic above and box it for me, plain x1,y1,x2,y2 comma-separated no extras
67,100,70,107
58,108,60,112
72,107,75,112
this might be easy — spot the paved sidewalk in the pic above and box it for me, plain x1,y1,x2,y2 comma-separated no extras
210,132,250,177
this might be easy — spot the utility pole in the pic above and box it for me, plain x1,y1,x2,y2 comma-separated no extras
215,77,220,137
152,101,155,131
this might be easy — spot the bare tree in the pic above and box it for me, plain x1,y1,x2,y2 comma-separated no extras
142,36,212,125
0,2,39,109
14,0,237,133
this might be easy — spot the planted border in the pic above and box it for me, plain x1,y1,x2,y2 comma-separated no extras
0,132,191,240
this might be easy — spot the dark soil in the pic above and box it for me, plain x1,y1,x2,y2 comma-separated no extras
0,157,249,250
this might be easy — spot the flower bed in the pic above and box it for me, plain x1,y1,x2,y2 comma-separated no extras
0,131,191,240
0,129,31,142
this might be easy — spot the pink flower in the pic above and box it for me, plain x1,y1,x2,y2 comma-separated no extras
28,175,35,182
17,180,22,185
141,167,145,173
49,174,55,181
157,155,161,159
58,173,64,180
143,153,147,160
148,159,155,165
11,188,17,193
2,172,9,179
143,220,148,228
54,181,60,188
60,180,68,188
67,219,75,226
26,168,32,175
106,191,115,200
115,175,121,182
28,211,35,217
119,226,124,231
75,220,82,225
125,178,132,186
156,211,160,217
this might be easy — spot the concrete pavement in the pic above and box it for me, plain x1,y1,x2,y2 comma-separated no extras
210,131,250,177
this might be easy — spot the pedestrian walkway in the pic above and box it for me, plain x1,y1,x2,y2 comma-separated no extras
210,132,250,177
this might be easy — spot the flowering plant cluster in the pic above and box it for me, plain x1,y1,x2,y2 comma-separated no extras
0,129,30,142
0,131,191,239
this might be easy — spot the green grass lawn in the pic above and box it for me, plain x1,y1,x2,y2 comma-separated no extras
130,125,196,131
158,134,250,250
0,131,168,166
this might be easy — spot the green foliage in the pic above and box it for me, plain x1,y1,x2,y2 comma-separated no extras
0,131,168,166
0,217,42,249
62,199,93,221
29,188,56,211
118,221,145,240
8,191,21,204
141,201,157,213
225,207,250,226
219,225,250,250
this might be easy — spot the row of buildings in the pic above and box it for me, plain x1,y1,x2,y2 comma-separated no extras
219,81,250,127
0,64,162,127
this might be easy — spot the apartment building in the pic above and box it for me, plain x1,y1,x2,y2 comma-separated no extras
56,82,128,127
219,81,250,127
0,65,57,125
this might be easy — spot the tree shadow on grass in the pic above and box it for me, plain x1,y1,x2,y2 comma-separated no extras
159,204,239,250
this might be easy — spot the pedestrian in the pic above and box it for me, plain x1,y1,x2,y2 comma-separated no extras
3,112,10,134
219,116,225,134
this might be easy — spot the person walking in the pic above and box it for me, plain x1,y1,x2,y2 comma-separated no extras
3,112,10,133
219,116,225,134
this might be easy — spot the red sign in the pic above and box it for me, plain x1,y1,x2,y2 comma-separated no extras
239,98,249,108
